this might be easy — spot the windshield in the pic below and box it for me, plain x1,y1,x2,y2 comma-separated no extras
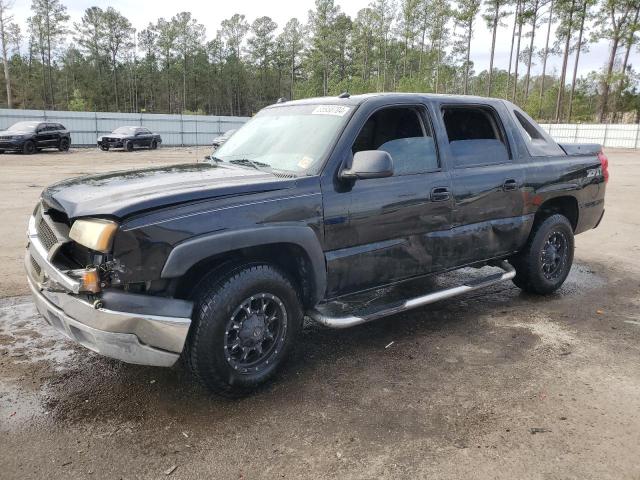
213,104,352,174
113,126,137,134
7,122,38,133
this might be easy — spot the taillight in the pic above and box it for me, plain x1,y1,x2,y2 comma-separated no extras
598,150,609,183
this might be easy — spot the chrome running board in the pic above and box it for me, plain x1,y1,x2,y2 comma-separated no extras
307,261,516,329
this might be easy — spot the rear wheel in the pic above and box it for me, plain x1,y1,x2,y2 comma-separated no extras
511,214,574,294
185,264,302,397
22,140,36,155
125,141,134,152
58,137,70,151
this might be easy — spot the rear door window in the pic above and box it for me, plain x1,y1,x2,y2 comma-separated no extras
441,106,511,168
352,106,439,175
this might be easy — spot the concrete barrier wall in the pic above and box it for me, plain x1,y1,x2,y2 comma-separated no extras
0,109,250,147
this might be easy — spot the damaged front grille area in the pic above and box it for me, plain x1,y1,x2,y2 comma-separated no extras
30,255,41,275
28,203,68,283
37,217,57,251
33,202,71,255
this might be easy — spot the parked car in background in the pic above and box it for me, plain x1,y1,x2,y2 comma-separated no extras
97,126,161,152
211,129,236,151
0,121,71,154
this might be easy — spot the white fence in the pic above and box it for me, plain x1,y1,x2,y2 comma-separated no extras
540,123,640,149
0,109,249,147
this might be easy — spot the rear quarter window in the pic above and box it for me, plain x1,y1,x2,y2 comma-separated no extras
511,109,565,157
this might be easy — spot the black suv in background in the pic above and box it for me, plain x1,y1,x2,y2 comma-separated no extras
0,121,71,154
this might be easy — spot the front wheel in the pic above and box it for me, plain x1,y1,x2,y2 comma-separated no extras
100,144,109,151
23,140,36,155
511,214,574,294
125,141,134,152
150,139,158,150
58,137,70,151
185,264,303,397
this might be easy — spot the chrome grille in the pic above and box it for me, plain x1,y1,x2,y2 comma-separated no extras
37,217,57,251
30,255,41,275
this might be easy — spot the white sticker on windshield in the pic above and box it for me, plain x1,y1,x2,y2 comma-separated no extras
311,105,351,117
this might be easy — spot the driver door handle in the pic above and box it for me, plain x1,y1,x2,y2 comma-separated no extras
431,186,451,202
503,179,518,191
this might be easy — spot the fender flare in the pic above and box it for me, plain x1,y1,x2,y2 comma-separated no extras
160,225,327,305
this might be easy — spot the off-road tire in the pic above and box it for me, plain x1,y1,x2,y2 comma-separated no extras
185,263,303,397
58,137,70,151
23,140,36,154
125,141,134,152
511,214,574,294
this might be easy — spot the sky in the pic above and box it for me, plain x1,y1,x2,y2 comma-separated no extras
13,0,638,79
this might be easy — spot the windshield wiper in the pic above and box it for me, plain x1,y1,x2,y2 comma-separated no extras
229,158,270,171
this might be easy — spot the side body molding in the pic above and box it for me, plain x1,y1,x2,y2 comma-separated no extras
160,225,327,305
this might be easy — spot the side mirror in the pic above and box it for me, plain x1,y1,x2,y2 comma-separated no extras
340,150,394,180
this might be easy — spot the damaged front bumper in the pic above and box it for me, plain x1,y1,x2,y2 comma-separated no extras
25,215,192,367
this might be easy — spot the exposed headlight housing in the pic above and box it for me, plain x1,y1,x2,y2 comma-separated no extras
69,218,118,253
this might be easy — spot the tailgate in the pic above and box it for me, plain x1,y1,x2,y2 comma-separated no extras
558,143,601,156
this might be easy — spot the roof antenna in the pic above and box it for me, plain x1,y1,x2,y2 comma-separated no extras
338,91,350,99
276,97,288,103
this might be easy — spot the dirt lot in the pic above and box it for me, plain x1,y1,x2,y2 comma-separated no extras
1,147,639,479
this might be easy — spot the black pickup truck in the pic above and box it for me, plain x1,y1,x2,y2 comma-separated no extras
25,93,607,396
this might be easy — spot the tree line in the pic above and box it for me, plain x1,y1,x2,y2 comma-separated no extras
0,0,639,122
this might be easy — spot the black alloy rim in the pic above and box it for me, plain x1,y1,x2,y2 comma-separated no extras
224,293,287,373
541,231,568,280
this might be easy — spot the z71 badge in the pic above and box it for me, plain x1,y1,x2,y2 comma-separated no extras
587,167,602,178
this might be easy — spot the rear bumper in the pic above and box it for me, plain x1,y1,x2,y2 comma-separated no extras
25,216,193,367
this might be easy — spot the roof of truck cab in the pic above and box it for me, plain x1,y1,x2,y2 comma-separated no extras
265,93,504,109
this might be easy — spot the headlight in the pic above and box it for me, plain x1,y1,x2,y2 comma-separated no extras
11,135,24,139
69,218,118,253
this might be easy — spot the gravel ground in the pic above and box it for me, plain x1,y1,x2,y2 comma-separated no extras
1,147,639,479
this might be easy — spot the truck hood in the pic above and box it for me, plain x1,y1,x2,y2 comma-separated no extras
42,163,293,219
